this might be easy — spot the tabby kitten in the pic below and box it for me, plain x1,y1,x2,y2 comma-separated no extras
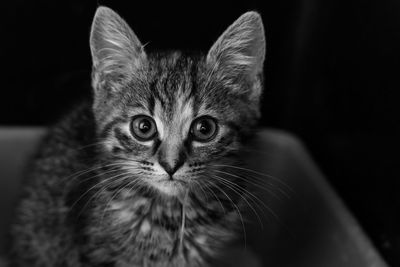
10,6,265,267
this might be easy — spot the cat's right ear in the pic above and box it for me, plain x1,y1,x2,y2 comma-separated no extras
90,6,147,91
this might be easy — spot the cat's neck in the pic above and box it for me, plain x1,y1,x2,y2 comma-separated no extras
85,186,238,266
105,189,227,230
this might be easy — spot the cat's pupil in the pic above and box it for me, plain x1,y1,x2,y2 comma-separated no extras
191,117,218,142
139,120,151,133
199,121,210,134
130,115,157,141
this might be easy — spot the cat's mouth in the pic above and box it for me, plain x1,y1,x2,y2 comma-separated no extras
160,177,188,188
162,179,183,184
151,176,188,196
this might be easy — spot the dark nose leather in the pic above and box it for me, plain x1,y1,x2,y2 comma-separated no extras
157,138,187,178
159,159,184,177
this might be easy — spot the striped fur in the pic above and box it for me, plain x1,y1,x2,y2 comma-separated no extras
10,6,265,267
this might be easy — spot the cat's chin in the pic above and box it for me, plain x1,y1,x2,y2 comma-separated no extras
150,179,188,197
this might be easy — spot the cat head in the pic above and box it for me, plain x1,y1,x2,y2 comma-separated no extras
89,6,265,197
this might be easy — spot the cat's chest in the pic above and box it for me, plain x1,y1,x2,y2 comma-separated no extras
87,193,236,266
107,196,209,263
109,196,182,232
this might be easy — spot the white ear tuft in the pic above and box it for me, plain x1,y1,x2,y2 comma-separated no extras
90,6,146,78
207,11,266,78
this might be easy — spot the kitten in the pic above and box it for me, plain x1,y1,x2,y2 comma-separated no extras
10,6,265,267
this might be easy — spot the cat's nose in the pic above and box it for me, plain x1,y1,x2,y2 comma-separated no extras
157,143,186,178
159,159,184,177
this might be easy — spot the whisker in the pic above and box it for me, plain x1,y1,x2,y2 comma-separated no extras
179,189,189,253
213,169,287,200
77,168,122,185
58,161,126,185
211,171,283,224
85,179,121,210
205,181,247,249
197,180,226,215
212,164,293,192
77,171,136,218
74,140,106,151
100,172,143,225
70,171,130,213
240,147,278,156
191,180,209,202
210,175,264,229
58,165,105,184
100,180,133,224
220,175,280,223
242,171,292,198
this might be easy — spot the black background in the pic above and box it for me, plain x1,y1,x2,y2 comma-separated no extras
1,0,399,265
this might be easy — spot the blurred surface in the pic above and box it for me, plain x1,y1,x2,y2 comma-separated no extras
0,128,388,267
0,128,46,255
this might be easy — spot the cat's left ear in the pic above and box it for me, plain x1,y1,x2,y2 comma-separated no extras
90,6,147,90
207,11,265,91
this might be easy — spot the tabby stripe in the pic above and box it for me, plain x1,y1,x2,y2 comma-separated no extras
217,134,235,148
148,94,155,116
186,236,209,262
151,139,161,156
100,117,127,139
114,128,134,152
189,193,225,223
188,58,198,99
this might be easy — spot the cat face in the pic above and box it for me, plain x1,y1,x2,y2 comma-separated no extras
89,7,265,197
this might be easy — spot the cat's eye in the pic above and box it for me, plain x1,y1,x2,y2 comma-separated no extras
190,116,218,142
130,115,157,141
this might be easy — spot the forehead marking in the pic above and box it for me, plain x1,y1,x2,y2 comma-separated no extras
153,100,165,139
153,96,193,142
